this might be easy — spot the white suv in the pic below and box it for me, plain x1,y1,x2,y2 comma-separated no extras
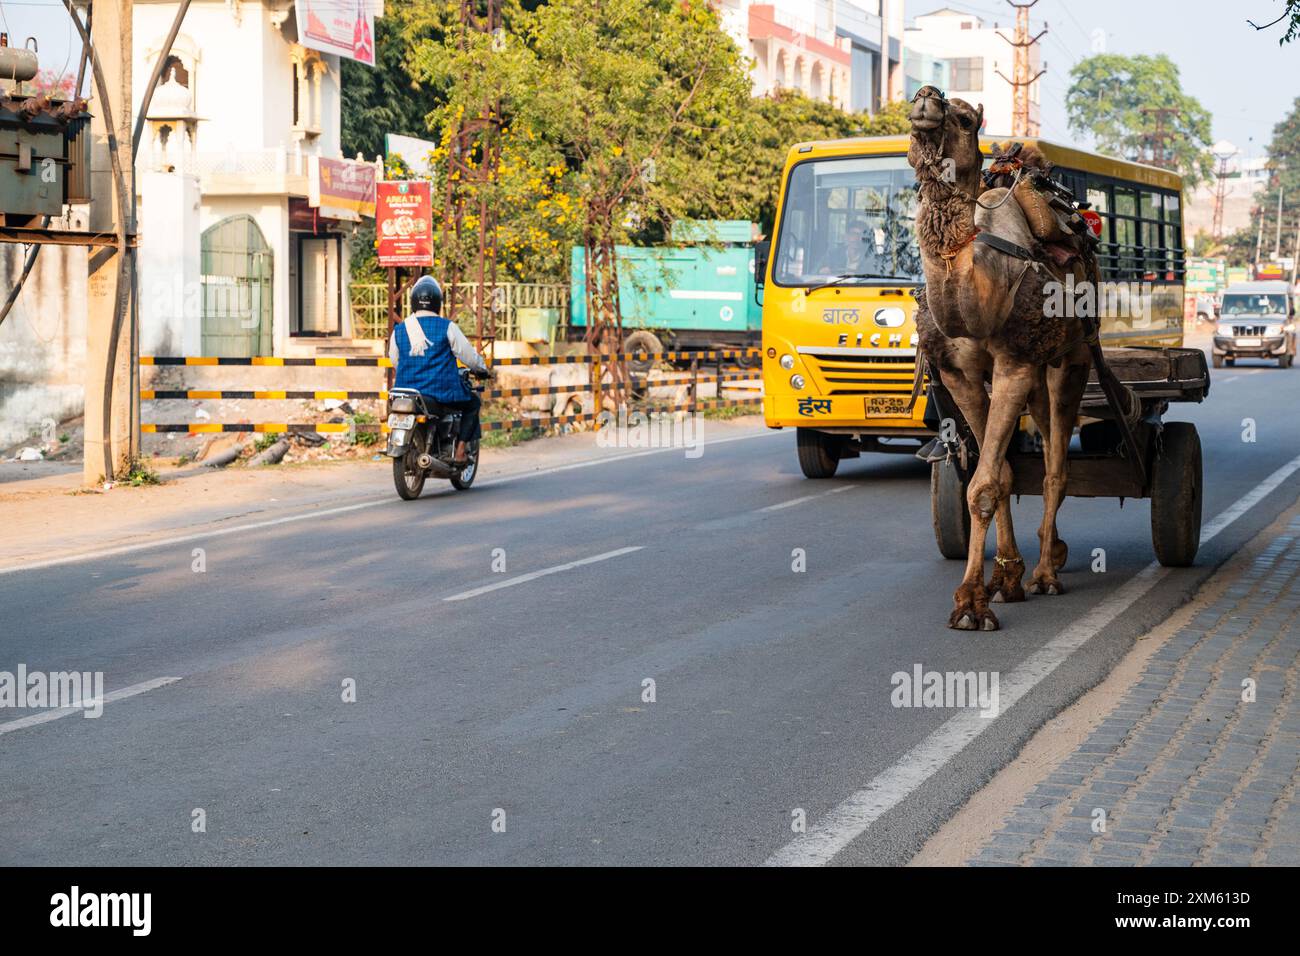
1213,281,1296,368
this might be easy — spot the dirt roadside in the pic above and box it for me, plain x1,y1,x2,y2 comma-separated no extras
909,495,1300,866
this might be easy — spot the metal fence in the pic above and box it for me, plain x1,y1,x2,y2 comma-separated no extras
350,282,571,342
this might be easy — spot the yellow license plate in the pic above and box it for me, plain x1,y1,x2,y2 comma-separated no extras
866,396,910,417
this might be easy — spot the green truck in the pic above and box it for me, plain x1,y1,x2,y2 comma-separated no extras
568,220,763,357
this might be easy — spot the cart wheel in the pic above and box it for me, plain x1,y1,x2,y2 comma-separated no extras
931,458,971,560
796,428,843,479
1211,354,1224,369
1150,422,1202,567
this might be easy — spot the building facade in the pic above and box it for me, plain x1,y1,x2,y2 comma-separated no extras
905,7,1041,137
134,0,380,360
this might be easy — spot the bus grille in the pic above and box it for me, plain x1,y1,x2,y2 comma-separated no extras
803,351,918,396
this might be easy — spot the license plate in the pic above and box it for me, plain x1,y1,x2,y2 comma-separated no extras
866,396,910,417
388,413,415,429
1237,338,1262,347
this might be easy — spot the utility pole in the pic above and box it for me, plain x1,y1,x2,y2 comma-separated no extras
994,0,1046,137
82,0,136,486
1210,143,1237,242
1139,107,1178,169
1273,183,1285,259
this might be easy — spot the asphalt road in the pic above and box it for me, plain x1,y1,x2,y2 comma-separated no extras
3,355,1299,866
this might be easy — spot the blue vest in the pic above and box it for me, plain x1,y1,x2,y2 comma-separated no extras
393,314,472,402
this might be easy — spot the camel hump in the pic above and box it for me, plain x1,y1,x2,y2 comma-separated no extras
974,194,1035,248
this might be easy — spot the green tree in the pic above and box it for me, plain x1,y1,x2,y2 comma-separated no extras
1253,96,1300,264
1065,54,1214,189
431,0,752,374
341,13,447,161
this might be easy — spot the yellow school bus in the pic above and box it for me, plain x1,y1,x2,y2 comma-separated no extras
759,135,1186,478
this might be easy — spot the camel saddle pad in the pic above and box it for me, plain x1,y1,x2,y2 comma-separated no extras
1012,179,1073,244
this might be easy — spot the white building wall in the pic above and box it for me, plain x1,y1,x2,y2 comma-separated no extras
0,242,89,448
906,9,1041,137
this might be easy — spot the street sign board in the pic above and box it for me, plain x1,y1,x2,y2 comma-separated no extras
376,181,434,268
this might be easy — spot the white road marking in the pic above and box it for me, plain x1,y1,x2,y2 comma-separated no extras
0,430,780,577
759,485,853,512
765,451,1300,866
442,546,644,602
0,677,182,736
1218,375,1239,384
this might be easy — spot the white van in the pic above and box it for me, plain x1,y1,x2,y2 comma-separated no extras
1213,280,1296,368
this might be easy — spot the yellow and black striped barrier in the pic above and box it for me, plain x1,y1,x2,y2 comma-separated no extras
142,423,386,435
142,356,393,367
141,389,387,401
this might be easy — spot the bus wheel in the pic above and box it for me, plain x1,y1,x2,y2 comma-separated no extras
931,459,971,560
796,428,843,479
1150,422,1202,567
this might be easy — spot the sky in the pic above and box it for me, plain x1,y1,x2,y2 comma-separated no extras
4,0,1296,165
928,0,1297,165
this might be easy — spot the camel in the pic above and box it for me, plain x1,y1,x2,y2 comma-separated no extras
906,86,1095,631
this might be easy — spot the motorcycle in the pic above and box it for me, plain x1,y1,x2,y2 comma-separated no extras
386,368,489,500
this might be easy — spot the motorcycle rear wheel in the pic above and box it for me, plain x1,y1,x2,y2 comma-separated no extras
394,451,427,500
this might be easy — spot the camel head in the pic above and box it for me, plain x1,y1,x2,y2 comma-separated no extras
907,86,984,187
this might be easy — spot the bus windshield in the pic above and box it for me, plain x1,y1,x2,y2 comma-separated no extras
1221,293,1289,317
772,155,923,287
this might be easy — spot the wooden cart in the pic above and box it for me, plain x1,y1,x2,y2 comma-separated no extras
930,346,1211,567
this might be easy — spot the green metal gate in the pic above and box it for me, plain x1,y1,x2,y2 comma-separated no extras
201,215,273,357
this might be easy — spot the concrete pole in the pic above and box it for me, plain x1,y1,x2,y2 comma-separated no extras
83,0,135,486
879,0,890,112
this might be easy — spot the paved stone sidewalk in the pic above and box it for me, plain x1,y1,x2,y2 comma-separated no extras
970,517,1300,867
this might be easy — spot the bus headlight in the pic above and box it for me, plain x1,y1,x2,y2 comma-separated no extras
790,374,806,390
779,353,795,370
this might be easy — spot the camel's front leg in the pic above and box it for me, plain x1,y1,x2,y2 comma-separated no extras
1029,351,1090,595
939,366,1026,605
951,359,1037,631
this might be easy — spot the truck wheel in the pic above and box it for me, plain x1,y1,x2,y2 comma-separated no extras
1225,358,1235,367
796,428,843,478
623,330,663,378
931,459,971,560
1150,422,1202,567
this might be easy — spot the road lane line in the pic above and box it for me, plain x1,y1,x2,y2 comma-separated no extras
0,430,780,577
0,677,182,736
765,451,1300,866
442,546,644,602
758,485,853,512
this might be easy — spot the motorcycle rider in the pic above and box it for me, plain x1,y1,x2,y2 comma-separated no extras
388,276,491,464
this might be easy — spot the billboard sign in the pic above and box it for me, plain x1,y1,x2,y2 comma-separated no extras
296,0,379,66
385,133,438,178
309,156,377,222
376,181,434,267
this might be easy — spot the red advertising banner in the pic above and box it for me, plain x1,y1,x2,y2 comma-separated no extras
376,181,434,268
309,156,377,222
